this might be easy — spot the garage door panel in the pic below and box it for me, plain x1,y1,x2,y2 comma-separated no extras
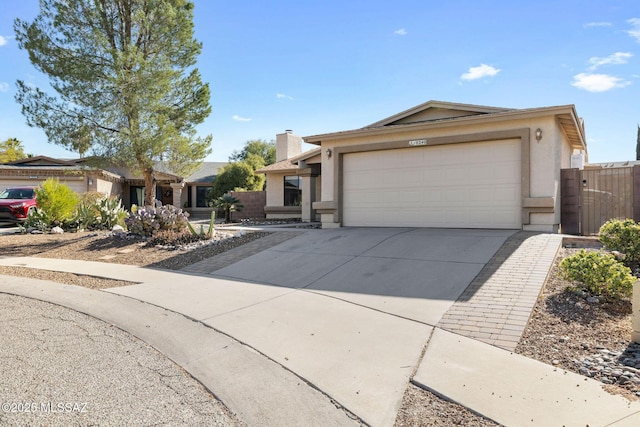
342,140,521,229
0,179,85,194
494,187,520,202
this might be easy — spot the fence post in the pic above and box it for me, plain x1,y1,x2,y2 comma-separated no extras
633,280,640,344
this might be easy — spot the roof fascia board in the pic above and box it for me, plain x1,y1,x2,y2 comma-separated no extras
365,100,512,128
304,105,579,144
6,155,77,166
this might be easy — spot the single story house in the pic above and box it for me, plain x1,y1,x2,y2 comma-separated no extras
0,156,227,216
259,100,587,232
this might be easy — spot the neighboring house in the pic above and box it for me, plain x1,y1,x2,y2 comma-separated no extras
0,156,227,216
259,100,587,232
0,156,124,196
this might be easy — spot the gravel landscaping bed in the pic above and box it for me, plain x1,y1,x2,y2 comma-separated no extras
515,246,637,400
0,228,269,270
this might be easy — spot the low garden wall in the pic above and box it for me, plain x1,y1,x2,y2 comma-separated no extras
229,191,266,221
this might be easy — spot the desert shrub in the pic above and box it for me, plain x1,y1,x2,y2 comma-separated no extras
75,193,127,230
599,218,640,265
148,229,203,247
187,210,216,240
33,178,80,228
212,194,244,223
559,250,635,300
125,204,190,237
21,208,50,232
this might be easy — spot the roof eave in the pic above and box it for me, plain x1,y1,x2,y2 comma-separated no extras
304,104,583,145
365,100,512,128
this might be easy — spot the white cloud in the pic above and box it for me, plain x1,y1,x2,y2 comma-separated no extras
0,36,7,46
460,64,500,81
276,93,293,100
588,52,633,70
0,82,9,92
232,114,252,122
584,22,612,28
571,73,630,92
394,28,407,36
628,18,640,43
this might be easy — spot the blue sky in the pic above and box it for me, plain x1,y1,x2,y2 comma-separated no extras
0,0,639,163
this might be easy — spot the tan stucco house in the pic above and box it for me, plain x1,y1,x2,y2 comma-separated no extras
259,100,587,232
0,156,226,216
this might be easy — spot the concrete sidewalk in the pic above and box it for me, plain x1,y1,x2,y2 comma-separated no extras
415,328,640,426
2,228,640,426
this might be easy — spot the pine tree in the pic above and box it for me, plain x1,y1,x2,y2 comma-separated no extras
14,0,212,206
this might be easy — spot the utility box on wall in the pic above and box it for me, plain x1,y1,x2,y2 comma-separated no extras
571,153,585,170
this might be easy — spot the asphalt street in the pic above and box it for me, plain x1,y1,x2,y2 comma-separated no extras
0,294,243,426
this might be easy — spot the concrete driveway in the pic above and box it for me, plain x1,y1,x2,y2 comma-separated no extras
212,227,515,324
105,227,515,426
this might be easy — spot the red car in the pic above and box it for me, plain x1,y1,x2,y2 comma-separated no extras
0,187,38,223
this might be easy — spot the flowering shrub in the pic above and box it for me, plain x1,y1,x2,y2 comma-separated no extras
125,204,190,237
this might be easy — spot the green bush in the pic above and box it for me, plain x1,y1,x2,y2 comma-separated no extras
75,193,127,230
559,250,635,300
599,218,640,265
33,178,80,228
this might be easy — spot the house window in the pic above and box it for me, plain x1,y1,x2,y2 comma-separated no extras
284,176,301,206
130,186,145,206
196,186,211,207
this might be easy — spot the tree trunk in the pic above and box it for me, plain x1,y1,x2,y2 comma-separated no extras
143,168,156,207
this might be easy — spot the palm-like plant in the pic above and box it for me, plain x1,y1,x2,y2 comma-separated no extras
213,194,244,223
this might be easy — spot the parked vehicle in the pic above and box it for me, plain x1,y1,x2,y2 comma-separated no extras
0,187,37,223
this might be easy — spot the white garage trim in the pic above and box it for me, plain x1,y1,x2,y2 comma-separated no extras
342,139,521,228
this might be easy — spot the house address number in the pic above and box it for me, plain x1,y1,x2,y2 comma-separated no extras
408,139,428,146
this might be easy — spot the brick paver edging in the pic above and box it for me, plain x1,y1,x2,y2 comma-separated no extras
181,231,304,275
437,231,563,351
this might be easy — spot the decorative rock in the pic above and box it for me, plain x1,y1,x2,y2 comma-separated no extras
51,226,64,234
112,225,126,235
573,343,640,393
586,296,600,303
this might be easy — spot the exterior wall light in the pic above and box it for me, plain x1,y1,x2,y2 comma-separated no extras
326,148,332,158
88,178,93,185
535,128,542,142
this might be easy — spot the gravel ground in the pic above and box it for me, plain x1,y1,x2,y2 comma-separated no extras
394,384,498,427
515,246,637,400
2,230,636,425
0,293,244,427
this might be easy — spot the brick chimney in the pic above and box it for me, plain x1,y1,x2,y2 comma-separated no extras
276,130,302,162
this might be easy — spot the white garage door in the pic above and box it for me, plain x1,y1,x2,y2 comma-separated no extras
342,139,521,228
0,178,86,194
